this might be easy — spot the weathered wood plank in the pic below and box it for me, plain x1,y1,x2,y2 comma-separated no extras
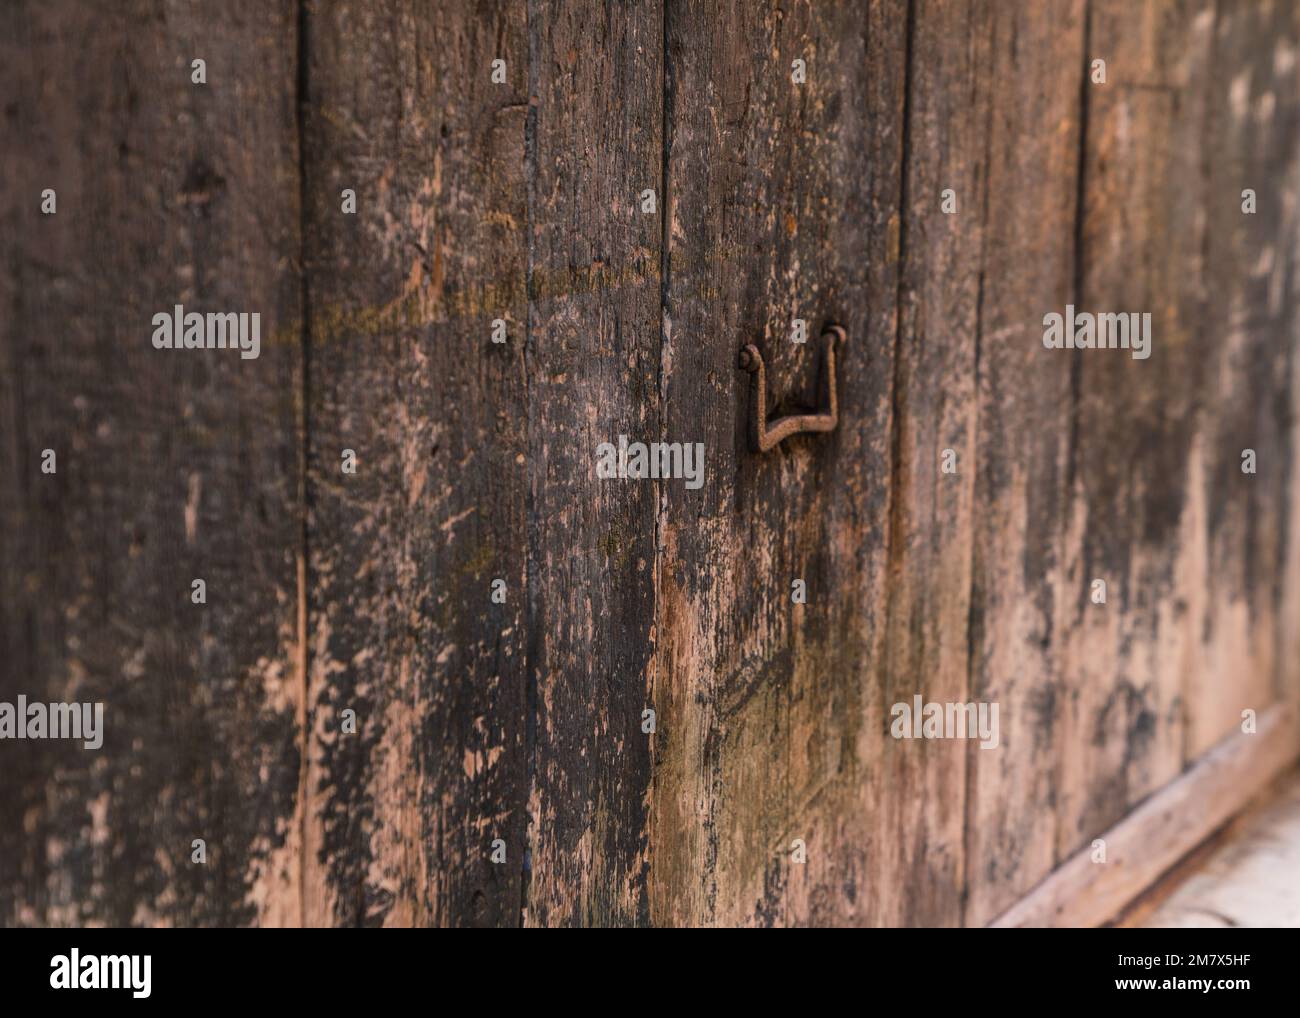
881,0,992,926
1186,0,1300,756
300,0,529,926
521,0,664,928
963,0,1086,927
1057,0,1214,860
651,0,906,926
0,0,303,926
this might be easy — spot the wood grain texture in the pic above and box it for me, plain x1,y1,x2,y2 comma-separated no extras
521,0,664,927
300,0,529,926
1058,0,1214,866
961,0,1087,927
1187,0,1300,755
4,0,1300,929
651,0,906,927
0,0,304,926
883,0,991,926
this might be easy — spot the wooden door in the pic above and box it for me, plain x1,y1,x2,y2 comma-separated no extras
3,0,1298,928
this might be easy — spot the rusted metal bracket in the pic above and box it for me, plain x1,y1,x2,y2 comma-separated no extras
738,324,844,452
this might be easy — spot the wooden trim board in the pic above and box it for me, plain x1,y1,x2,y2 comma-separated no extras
1114,766,1300,927
989,701,1300,928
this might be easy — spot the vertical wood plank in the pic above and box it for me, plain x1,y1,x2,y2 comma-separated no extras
881,0,992,926
300,0,529,926
1058,0,1214,857
0,0,304,925
521,0,664,927
652,0,906,926
1281,8,1300,723
963,0,1086,927
1186,0,1300,756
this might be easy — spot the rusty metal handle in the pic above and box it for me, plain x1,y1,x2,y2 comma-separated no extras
738,325,844,452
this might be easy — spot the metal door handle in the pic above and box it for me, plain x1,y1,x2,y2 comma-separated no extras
738,324,844,452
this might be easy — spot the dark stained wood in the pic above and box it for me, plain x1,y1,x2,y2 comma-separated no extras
299,0,529,926
0,0,304,925
651,0,907,926
521,0,664,927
